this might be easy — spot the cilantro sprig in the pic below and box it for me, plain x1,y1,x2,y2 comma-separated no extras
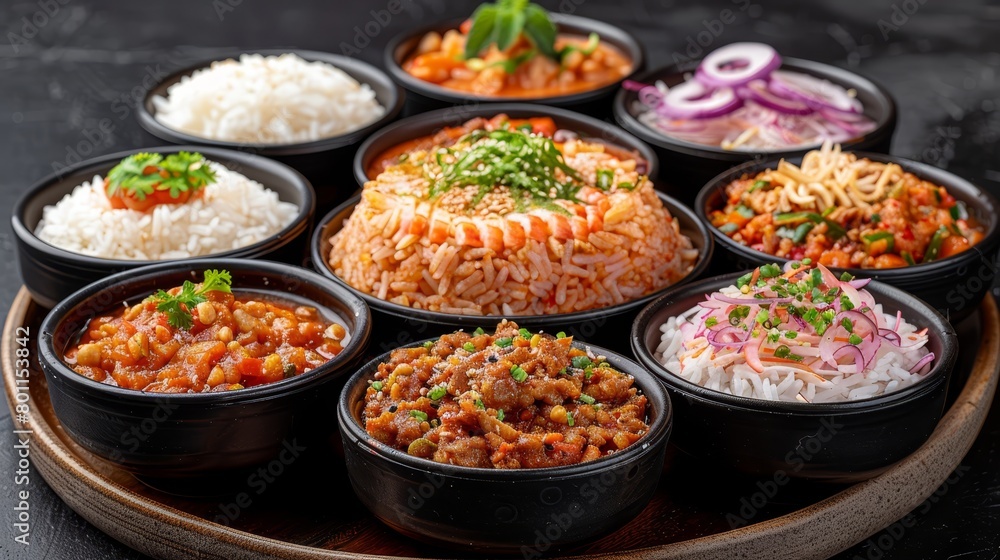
106,152,216,201
146,269,233,329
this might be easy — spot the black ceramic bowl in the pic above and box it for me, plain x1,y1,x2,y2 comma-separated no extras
696,152,1000,324
38,259,371,486
385,15,643,118
338,338,671,550
631,273,957,483
354,102,659,185
311,192,712,356
136,49,404,209
613,58,897,204
12,146,315,309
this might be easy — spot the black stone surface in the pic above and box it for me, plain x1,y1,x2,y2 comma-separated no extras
1,0,998,558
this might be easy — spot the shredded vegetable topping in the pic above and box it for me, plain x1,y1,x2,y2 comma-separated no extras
656,261,935,402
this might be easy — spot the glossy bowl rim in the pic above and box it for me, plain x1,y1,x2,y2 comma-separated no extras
38,258,372,403
11,145,316,268
351,101,661,186
630,271,958,414
338,336,671,480
136,48,405,155
694,151,1000,278
384,14,644,106
612,57,898,160
310,191,714,326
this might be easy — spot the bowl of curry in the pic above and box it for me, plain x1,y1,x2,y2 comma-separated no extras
337,321,672,550
38,259,371,484
384,0,643,115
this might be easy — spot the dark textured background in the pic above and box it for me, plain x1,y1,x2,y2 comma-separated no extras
2,0,999,558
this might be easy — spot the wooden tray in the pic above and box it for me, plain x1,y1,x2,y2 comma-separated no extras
5,287,998,560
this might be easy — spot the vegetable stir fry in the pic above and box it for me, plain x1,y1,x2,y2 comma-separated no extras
710,144,984,268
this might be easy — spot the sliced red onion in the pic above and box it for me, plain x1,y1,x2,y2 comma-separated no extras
770,70,863,114
706,326,745,349
909,352,935,374
791,314,809,330
622,80,648,92
660,80,742,119
695,43,782,88
857,336,882,368
879,329,902,345
837,310,878,340
818,107,870,123
738,80,812,115
638,86,665,110
816,109,869,136
847,278,872,289
833,344,866,373
819,327,838,365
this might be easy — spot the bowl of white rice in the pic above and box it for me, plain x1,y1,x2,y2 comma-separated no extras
12,146,315,308
630,266,957,482
136,50,404,207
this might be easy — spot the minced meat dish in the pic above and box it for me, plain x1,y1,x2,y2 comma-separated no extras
363,321,649,468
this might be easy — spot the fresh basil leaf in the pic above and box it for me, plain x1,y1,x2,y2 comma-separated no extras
464,5,499,59
492,8,525,52
521,3,558,60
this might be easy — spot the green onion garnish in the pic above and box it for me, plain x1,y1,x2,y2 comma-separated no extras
410,410,428,422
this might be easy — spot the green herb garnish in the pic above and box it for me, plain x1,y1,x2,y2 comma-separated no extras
146,269,232,329
428,385,447,400
463,342,476,352
566,411,575,427
371,381,383,391
474,327,485,335
578,394,595,405
430,128,583,213
510,364,528,382
497,409,505,421
596,169,614,190
463,0,598,64
494,337,514,348
106,152,215,201
571,356,592,369
410,410,428,422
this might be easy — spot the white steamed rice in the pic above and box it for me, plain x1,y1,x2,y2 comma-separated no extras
152,53,385,144
654,302,933,403
35,161,298,260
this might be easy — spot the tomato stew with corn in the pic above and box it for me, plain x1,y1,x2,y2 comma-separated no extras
66,287,348,393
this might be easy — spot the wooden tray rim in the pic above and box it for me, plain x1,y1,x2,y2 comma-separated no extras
4,287,998,560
